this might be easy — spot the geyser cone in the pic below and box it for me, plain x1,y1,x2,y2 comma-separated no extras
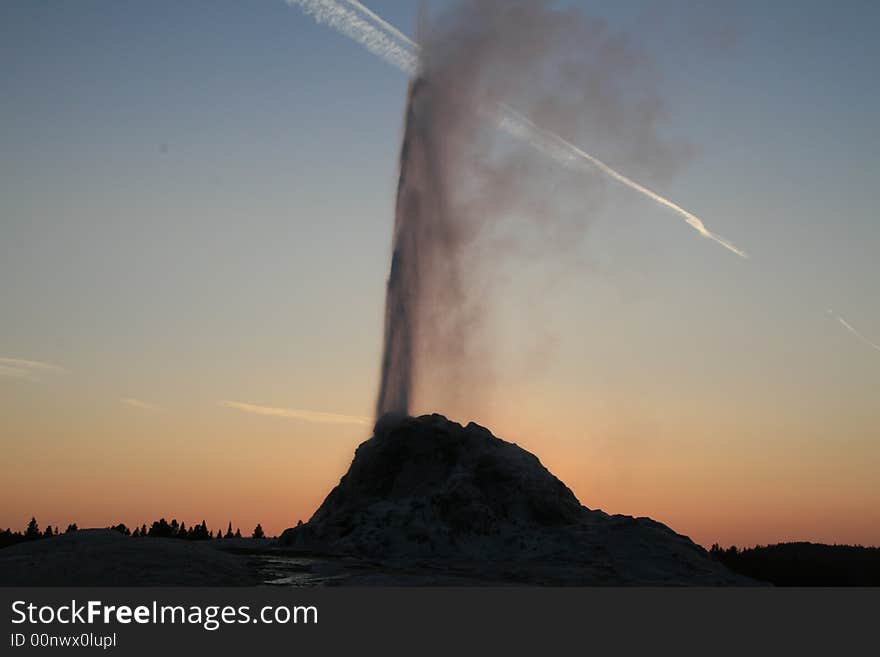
281,414,754,585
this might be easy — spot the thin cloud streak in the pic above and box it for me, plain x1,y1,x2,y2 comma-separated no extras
121,398,164,412
0,357,67,381
0,357,66,372
220,400,370,426
0,365,34,380
828,310,880,353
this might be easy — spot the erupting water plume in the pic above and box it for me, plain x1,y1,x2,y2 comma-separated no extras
373,1,699,417
375,79,428,417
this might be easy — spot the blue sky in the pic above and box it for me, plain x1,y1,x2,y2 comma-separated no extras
1,1,878,544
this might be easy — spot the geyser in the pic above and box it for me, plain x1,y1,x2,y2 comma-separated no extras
375,78,440,417
375,0,692,418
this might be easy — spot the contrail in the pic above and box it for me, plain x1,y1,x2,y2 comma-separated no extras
286,0,748,258
345,0,419,50
287,0,418,74
288,1,880,357
496,105,748,258
828,310,880,353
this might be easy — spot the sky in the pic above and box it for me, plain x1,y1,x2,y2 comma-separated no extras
1,0,878,547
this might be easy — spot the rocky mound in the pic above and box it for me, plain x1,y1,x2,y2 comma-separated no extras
281,414,752,585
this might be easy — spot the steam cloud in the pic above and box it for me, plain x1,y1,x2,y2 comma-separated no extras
372,0,709,416
288,1,876,417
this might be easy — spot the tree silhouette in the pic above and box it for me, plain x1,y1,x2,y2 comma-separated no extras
225,522,234,539
234,528,241,538
252,524,264,539
65,523,78,534
44,525,53,537
186,520,210,541
0,528,22,549
149,518,173,538
25,517,40,539
710,541,880,585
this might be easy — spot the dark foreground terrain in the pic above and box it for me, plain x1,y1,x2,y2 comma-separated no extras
3,529,878,586
710,542,880,586
0,530,260,586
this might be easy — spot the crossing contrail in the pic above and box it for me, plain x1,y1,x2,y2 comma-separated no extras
286,0,748,258
496,105,748,258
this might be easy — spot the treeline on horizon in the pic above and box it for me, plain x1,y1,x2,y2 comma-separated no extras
709,542,880,586
0,516,278,549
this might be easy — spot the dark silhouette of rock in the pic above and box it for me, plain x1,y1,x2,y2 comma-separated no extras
281,414,753,585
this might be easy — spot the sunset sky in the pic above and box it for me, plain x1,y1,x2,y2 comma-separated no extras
1,0,878,547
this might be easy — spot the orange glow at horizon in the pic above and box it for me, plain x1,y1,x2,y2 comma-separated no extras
3,374,877,549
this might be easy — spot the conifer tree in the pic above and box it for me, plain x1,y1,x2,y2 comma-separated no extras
25,517,40,539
